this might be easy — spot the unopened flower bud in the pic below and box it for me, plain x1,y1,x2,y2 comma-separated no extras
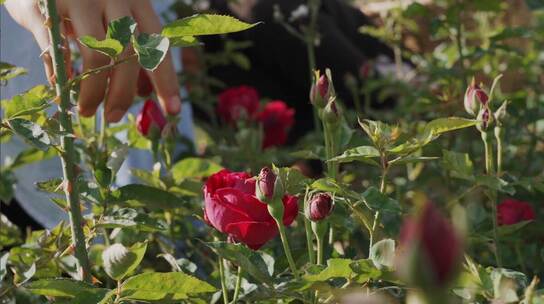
310,70,334,108
476,107,493,132
306,193,333,221
464,78,489,116
396,202,463,291
256,167,284,204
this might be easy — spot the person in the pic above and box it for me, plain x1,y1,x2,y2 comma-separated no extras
194,0,412,140
1,0,194,230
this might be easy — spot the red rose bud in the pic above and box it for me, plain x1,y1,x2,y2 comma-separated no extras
306,193,333,221
257,101,295,149
476,107,493,132
203,169,298,250
464,78,489,116
396,202,463,290
256,167,277,201
217,85,260,123
497,199,535,226
136,99,167,137
310,70,334,108
137,68,154,97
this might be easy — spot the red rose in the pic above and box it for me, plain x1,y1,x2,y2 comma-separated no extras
497,199,535,226
217,85,260,123
203,169,298,250
257,101,295,149
397,202,462,289
137,68,154,97
136,99,167,137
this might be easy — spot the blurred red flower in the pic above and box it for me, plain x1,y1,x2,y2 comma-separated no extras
203,169,298,250
257,101,295,149
137,68,154,97
217,85,260,123
497,199,535,226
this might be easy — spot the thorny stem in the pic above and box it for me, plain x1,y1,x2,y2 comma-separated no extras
44,0,91,283
230,266,243,304
218,257,229,304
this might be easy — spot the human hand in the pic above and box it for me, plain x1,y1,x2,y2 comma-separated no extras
4,0,181,122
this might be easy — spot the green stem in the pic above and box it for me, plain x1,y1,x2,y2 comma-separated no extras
218,258,229,304
488,190,502,267
515,241,527,274
230,266,243,304
495,126,503,176
276,221,299,278
370,158,388,256
304,217,316,264
45,0,91,283
481,131,494,175
316,234,324,265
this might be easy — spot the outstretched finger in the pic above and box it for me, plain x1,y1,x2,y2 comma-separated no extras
131,0,181,115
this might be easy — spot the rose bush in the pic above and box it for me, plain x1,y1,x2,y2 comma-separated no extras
1,2,543,304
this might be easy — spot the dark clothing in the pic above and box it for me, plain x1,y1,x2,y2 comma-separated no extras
203,0,395,139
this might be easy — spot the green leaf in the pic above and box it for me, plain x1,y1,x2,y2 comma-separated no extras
162,14,259,37
369,239,395,269
496,220,532,237
362,187,401,213
389,156,438,165
311,178,342,194
205,242,274,285
1,85,52,119
35,178,63,194
106,143,128,175
25,278,104,298
133,33,169,71
389,117,477,154
78,36,124,58
98,208,167,232
275,166,310,194
327,146,380,165
0,170,16,203
106,16,137,47
7,118,51,150
0,61,27,81
119,272,216,301
102,242,147,281
442,150,474,180
304,258,355,282
423,117,478,136
475,175,515,195
171,157,223,181
169,35,201,47
111,184,188,210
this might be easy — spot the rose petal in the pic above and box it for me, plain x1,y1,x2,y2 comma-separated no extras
225,220,278,250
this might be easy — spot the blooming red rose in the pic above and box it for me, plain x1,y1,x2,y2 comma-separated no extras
136,99,167,137
203,169,298,250
257,101,295,149
217,86,260,123
497,199,535,226
137,68,154,97
397,202,463,289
